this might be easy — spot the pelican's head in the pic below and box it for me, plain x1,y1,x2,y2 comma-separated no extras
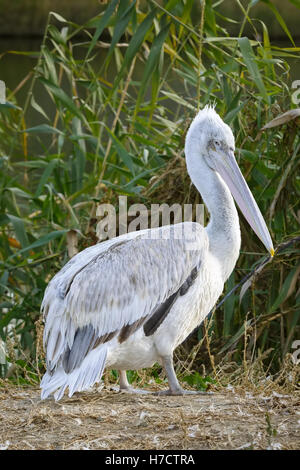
185,106,274,256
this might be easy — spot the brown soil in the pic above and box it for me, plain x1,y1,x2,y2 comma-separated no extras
0,385,299,450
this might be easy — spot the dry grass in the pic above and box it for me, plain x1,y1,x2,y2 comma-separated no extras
1,321,299,450
0,378,299,450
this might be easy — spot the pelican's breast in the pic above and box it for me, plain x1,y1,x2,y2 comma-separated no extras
152,250,224,352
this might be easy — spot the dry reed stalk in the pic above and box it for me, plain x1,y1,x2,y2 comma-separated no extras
197,0,206,111
203,318,219,385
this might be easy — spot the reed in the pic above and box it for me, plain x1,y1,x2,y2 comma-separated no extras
0,0,299,385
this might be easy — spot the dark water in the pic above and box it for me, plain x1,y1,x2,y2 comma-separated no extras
0,38,111,156
0,37,143,132
0,38,40,110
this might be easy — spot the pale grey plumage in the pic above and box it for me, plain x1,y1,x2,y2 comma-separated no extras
41,223,205,399
41,106,273,400
143,266,198,336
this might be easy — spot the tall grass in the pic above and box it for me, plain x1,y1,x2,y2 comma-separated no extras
0,0,299,383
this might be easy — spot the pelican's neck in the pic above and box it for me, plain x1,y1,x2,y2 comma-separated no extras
186,149,241,281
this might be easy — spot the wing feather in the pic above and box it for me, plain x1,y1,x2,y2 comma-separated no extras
42,223,207,374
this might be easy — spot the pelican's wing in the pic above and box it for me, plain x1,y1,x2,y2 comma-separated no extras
41,222,207,399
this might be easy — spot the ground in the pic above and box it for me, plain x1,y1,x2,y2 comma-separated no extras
0,384,299,450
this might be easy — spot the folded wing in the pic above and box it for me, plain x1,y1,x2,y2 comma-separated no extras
41,222,207,399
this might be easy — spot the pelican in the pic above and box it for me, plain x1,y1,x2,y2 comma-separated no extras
40,106,274,400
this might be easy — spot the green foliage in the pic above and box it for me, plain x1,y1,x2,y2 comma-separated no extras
182,372,216,391
265,412,278,438
0,0,299,382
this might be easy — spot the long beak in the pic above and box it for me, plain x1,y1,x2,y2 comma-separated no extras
215,150,274,257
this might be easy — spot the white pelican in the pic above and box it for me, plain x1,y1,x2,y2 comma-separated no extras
40,106,274,400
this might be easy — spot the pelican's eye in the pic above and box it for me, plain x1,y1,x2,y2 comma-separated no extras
209,139,220,151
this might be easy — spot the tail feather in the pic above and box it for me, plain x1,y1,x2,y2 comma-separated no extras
40,346,107,401
43,308,76,372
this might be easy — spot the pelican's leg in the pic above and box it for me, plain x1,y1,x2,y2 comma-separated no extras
119,370,130,391
155,355,185,395
118,370,150,394
155,355,206,396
